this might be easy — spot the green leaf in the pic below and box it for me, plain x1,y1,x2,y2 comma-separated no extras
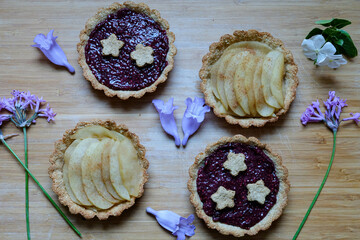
330,19,352,29
334,39,344,46
315,19,334,26
305,28,323,39
323,27,338,37
315,18,351,28
338,30,358,57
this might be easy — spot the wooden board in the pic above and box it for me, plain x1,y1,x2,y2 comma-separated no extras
0,0,359,239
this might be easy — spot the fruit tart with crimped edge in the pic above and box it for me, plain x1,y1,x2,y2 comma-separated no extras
200,30,298,127
77,1,176,100
49,120,149,220
188,135,289,237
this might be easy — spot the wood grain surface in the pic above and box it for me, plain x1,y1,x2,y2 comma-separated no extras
0,0,359,239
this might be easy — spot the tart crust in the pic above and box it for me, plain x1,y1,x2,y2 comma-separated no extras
77,1,176,99
188,135,290,237
199,30,299,127
49,120,149,220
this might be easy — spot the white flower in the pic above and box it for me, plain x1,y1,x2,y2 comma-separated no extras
317,54,347,68
301,35,326,60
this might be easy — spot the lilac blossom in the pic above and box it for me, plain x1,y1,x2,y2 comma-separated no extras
32,29,75,73
146,207,195,240
182,97,210,146
301,91,359,132
153,98,181,146
0,90,56,128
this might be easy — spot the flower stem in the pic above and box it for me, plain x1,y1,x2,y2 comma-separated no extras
0,138,82,238
23,127,30,240
293,131,337,239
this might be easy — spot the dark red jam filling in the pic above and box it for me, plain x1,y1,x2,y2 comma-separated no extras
85,9,169,91
196,142,279,229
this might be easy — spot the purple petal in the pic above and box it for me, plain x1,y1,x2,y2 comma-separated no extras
152,98,180,146
146,207,180,233
38,104,56,122
343,112,360,124
0,114,12,126
32,30,75,73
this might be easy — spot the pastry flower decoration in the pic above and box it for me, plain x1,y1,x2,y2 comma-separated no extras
131,43,154,67
301,18,357,68
223,152,247,176
100,33,124,57
246,180,270,205
182,97,210,146
146,207,196,240
211,186,236,210
294,91,360,239
0,90,80,239
153,98,181,146
32,29,75,73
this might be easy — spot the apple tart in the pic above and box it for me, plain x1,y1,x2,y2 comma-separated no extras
49,120,149,220
188,135,290,237
200,30,298,127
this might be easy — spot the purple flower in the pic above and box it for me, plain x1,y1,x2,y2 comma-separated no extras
146,207,195,240
38,104,56,122
32,30,75,73
301,91,359,132
182,97,210,146
153,98,181,146
343,112,360,124
0,115,12,126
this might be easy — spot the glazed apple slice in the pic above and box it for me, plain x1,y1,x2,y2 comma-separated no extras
253,58,275,117
216,50,238,111
68,138,99,206
101,140,124,200
71,125,125,142
210,60,221,100
268,51,285,107
117,137,143,197
82,141,114,209
109,141,131,201
233,53,253,115
223,50,249,117
227,41,273,55
89,139,119,204
244,54,260,116
261,51,282,109
63,139,81,205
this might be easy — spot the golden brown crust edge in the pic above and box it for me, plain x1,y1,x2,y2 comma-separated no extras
48,120,149,220
188,135,290,237
199,29,299,128
77,1,177,100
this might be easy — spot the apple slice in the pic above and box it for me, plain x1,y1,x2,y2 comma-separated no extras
253,58,275,117
223,50,249,117
63,139,81,205
109,141,130,201
216,50,238,111
268,51,285,107
117,137,143,197
89,139,119,204
261,51,282,109
101,140,124,200
226,41,272,56
71,125,125,142
233,53,254,115
244,54,260,116
82,141,114,209
68,138,99,206
210,60,221,99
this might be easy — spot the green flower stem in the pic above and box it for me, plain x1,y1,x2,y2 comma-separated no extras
0,138,82,238
23,127,30,240
293,131,337,240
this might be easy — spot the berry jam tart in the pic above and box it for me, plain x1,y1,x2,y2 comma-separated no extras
188,135,290,237
78,2,176,99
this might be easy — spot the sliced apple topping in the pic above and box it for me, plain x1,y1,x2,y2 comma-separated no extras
208,41,285,118
64,125,143,209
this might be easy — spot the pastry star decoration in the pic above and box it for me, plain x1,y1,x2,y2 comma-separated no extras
210,186,236,210
130,43,154,67
223,152,247,176
100,34,124,57
246,180,270,205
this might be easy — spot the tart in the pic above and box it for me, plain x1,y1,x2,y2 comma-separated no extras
49,120,149,220
78,2,176,99
200,30,298,127
188,135,289,237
